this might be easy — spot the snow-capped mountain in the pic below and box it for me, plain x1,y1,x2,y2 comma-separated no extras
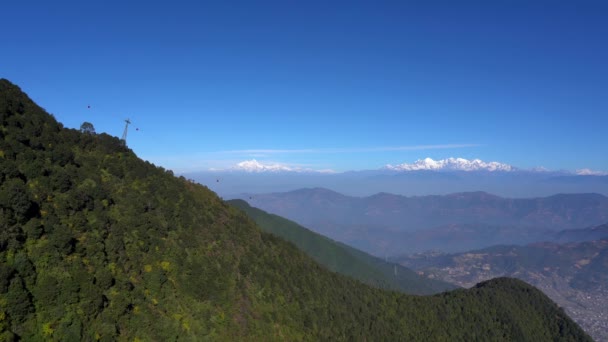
576,168,608,176
189,157,608,198
385,158,515,172
231,159,335,173
218,158,603,175
234,159,293,172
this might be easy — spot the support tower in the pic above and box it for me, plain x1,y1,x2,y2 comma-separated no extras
121,119,131,145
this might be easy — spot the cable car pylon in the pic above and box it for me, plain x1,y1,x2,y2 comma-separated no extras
121,118,131,145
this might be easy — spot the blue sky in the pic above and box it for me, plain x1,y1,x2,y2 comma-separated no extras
3,1,607,173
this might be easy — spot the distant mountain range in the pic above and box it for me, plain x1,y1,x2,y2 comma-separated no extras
385,157,515,172
229,159,336,173
187,158,608,198
219,157,607,175
234,188,608,255
397,235,608,341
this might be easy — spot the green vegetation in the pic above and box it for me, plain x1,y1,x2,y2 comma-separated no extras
0,79,591,341
79,122,95,135
228,199,456,295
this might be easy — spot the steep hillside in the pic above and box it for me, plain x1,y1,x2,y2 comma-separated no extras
0,79,591,341
227,199,456,295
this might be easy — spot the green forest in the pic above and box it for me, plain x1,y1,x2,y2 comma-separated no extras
228,199,456,295
0,79,592,341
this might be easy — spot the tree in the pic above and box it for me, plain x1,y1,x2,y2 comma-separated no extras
80,122,95,135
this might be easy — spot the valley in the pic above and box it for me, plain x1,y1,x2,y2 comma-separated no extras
241,188,608,340
397,239,608,341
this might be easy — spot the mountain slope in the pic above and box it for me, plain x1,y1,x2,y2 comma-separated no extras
227,199,456,295
552,223,608,243
398,238,608,341
0,79,591,341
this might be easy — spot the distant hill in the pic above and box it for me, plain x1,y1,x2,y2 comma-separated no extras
238,188,608,254
397,237,608,341
228,199,457,295
551,223,608,243
0,78,591,340
186,166,608,199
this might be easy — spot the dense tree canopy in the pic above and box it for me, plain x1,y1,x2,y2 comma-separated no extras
0,79,592,341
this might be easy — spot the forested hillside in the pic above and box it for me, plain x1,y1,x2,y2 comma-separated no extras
228,199,456,295
0,79,591,341
398,238,608,340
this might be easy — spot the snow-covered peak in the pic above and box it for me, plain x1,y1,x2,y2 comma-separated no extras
234,159,293,172
232,160,336,173
385,157,515,172
575,168,608,176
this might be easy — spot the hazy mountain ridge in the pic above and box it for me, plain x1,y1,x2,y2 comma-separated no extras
238,188,608,255
217,157,604,175
551,223,608,243
397,236,608,341
188,166,608,198
227,199,457,295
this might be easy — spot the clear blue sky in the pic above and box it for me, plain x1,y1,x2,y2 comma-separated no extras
3,1,607,172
